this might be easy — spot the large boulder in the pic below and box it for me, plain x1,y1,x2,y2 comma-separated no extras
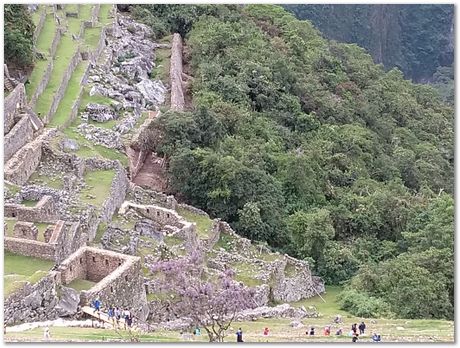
55,286,80,317
136,79,166,106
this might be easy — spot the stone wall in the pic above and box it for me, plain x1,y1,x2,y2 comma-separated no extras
13,222,38,240
271,255,325,303
4,271,61,325
33,8,47,44
29,60,53,109
5,195,58,223
4,84,26,135
98,162,129,223
4,114,34,163
128,184,177,210
4,237,55,261
170,33,185,111
44,48,81,123
58,247,149,321
49,28,62,58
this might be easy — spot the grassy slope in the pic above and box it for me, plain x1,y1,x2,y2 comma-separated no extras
34,34,79,117
4,251,54,297
79,169,116,206
49,61,89,127
176,207,212,238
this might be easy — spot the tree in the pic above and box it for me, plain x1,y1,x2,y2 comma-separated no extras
4,5,35,69
287,208,335,267
147,251,256,342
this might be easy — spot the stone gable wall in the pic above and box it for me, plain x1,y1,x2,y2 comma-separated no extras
4,114,34,162
4,129,56,185
13,221,38,240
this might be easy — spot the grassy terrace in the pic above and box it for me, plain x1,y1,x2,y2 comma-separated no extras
4,251,54,297
26,10,57,98
67,278,96,292
79,169,116,206
99,4,113,25
84,26,102,50
49,61,89,127
28,171,63,189
4,219,53,242
34,34,79,118
176,208,213,239
79,4,94,20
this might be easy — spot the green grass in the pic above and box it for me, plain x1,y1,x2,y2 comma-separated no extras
92,222,107,245
35,223,52,242
79,169,116,206
5,327,179,342
79,88,114,110
5,182,21,196
214,232,238,251
164,235,184,246
21,199,38,207
292,285,349,317
231,261,263,287
99,4,113,25
4,251,54,297
65,4,79,14
151,45,171,83
67,278,96,292
49,61,89,127
34,34,79,118
176,208,212,239
111,214,136,230
67,16,82,36
79,4,94,21
35,13,56,54
84,26,102,50
26,59,50,99
28,171,63,189
31,6,44,26
62,127,128,167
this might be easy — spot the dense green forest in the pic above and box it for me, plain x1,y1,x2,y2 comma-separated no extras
282,4,454,84
4,4,35,69
136,5,453,320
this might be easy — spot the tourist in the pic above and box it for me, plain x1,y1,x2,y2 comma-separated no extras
108,307,114,323
236,328,244,342
123,308,131,329
334,314,342,324
335,327,343,336
309,327,315,336
115,307,121,323
351,323,357,335
323,325,331,336
127,314,133,329
352,333,359,342
359,321,366,335
372,333,381,342
194,326,201,336
92,299,101,314
43,326,51,340
263,327,270,337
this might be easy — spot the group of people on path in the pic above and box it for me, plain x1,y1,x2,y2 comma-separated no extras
91,299,135,329
305,319,381,343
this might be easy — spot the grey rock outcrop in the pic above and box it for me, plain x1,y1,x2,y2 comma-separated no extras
55,286,80,317
85,103,117,123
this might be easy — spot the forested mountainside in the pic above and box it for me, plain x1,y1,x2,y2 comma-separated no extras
131,4,454,320
283,4,454,85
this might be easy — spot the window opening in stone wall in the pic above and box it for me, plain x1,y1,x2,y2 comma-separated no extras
125,275,128,281
157,211,160,217
167,213,170,218
70,266,73,272
147,208,150,213
12,212,16,217
105,259,109,266
92,256,96,262
118,261,122,266
110,286,113,293
80,258,83,264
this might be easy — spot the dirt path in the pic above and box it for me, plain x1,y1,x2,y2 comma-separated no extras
132,152,167,192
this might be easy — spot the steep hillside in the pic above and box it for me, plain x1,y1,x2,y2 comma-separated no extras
132,4,454,321
283,4,454,83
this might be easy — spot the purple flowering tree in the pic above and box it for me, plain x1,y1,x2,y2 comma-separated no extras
147,251,256,342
